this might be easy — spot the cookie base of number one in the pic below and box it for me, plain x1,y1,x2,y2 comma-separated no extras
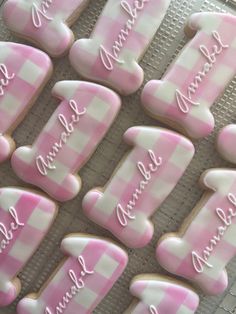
11,81,121,202
156,168,236,295
141,12,236,139
69,0,171,95
83,126,194,249
0,187,57,307
17,234,128,314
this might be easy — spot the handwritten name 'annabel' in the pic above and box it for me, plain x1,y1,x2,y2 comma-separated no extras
31,0,53,28
116,149,162,227
0,63,15,96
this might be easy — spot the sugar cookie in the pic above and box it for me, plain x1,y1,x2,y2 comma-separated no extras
0,42,52,164
83,126,194,248
0,187,57,307
217,124,236,164
69,0,171,95
142,12,236,139
11,81,121,202
17,233,128,314
124,274,199,314
3,0,90,57
156,168,236,295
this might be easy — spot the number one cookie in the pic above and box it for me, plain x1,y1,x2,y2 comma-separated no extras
0,42,52,164
69,0,171,95
217,124,236,164
83,126,194,248
0,187,57,307
124,275,199,314
142,12,236,139
156,168,236,295
11,81,121,202
3,0,90,57
17,234,128,314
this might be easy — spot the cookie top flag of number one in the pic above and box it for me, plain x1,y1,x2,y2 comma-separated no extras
69,0,171,95
0,42,52,164
83,126,194,248
142,13,236,139
11,81,121,202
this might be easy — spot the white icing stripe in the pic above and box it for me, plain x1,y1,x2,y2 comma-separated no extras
32,0,53,28
0,63,15,96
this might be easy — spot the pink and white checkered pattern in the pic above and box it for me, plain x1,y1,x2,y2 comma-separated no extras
217,124,236,164
3,0,90,57
0,187,57,307
0,42,52,164
83,126,194,248
142,13,236,139
17,234,128,314
69,0,171,95
124,275,199,314
11,81,121,202
156,168,236,295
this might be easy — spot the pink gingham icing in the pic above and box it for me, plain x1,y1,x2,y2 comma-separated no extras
0,42,52,164
69,0,171,95
156,168,236,295
17,234,128,314
0,187,57,307
3,0,90,57
124,275,199,314
141,12,236,139
217,124,236,164
83,126,194,248
11,81,121,202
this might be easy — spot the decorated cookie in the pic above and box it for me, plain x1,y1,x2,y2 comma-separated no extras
3,0,90,57
124,274,199,314
0,187,57,307
0,42,52,164
69,0,171,95
141,12,236,139
217,124,236,164
11,81,121,202
17,234,128,314
156,168,236,295
83,126,194,248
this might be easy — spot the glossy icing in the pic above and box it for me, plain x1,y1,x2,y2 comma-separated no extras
0,187,57,307
124,275,199,314
17,234,128,314
69,0,171,95
0,42,52,164
217,124,236,164
11,81,121,202
83,126,194,248
141,12,236,139
3,0,90,57
156,168,236,295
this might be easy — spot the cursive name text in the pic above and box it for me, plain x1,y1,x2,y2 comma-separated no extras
0,64,15,96
32,0,53,28
149,305,158,314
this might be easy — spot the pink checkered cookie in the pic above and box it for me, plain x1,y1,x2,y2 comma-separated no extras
83,126,194,248
0,42,52,164
124,274,199,314
217,124,236,164
17,233,128,314
0,187,57,307
11,81,121,202
141,12,236,139
156,168,236,295
69,0,171,95
3,0,90,57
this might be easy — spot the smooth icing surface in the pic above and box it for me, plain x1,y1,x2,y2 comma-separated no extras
17,234,128,314
83,126,194,248
156,168,236,295
11,81,121,202
0,42,52,164
217,124,236,164
69,0,171,95
3,0,90,57
141,12,236,139
124,275,199,314
0,187,57,307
